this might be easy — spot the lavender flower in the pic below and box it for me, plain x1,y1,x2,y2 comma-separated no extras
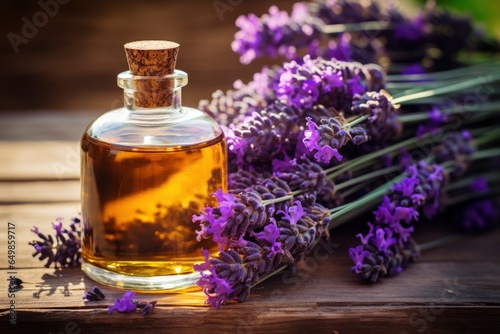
272,155,329,193
349,231,419,283
228,169,268,194
108,290,137,314
29,217,81,268
393,12,425,42
421,5,483,68
434,130,475,177
227,101,346,169
461,200,499,232
303,116,347,163
83,286,105,301
199,66,281,126
303,89,400,164
470,177,488,192
416,107,448,137
232,3,322,64
230,102,301,165
194,178,292,249
350,161,447,282
195,248,241,307
194,189,330,307
310,0,385,25
351,90,402,143
308,0,389,64
277,55,384,112
308,34,352,62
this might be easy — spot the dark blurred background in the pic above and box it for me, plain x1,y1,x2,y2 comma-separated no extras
1,0,498,112
0,0,295,111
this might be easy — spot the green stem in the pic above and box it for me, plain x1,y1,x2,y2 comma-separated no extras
387,62,500,82
329,202,350,214
419,234,464,251
325,134,433,179
328,144,499,229
392,73,500,104
329,174,405,229
470,125,499,137
471,147,500,160
446,188,500,207
399,112,430,124
346,115,369,128
400,100,500,125
444,171,500,192
254,264,288,286
335,165,400,191
339,180,373,198
321,21,391,34
475,131,500,148
261,189,303,206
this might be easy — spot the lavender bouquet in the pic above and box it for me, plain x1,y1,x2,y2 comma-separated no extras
193,0,500,307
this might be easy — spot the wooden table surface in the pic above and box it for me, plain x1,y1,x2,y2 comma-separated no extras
1,112,499,334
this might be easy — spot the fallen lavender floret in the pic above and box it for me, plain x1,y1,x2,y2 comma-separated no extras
83,286,106,301
108,290,137,314
99,289,158,315
137,300,157,315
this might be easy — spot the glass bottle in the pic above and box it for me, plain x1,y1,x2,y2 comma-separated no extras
80,41,227,291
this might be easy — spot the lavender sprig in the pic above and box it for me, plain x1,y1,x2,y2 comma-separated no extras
29,217,81,268
231,3,323,64
198,66,281,126
461,199,499,232
232,1,496,73
277,55,385,111
194,195,330,307
350,161,447,282
224,56,386,168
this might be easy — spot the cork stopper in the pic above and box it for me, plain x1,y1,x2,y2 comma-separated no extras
123,40,180,108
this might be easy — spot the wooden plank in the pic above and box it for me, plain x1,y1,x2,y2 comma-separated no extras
0,111,99,141
0,133,498,332
0,181,80,204
1,306,499,333
2,200,500,268
1,251,499,310
0,203,81,268
0,141,80,180
0,0,296,111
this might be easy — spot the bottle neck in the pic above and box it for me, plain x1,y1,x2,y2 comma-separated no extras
123,86,182,111
117,70,188,123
